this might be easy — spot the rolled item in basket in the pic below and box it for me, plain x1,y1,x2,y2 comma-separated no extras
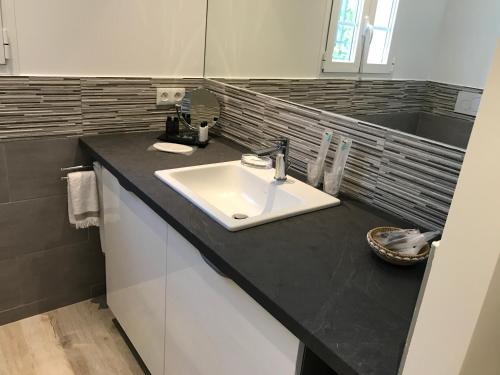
386,231,440,256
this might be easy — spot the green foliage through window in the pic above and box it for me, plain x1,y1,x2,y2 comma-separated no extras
332,0,363,63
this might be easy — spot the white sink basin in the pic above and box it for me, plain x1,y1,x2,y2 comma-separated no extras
154,160,340,231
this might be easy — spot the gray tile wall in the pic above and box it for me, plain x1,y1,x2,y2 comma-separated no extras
214,78,482,122
206,79,465,231
0,137,105,325
0,145,8,202
423,81,483,121
0,76,203,325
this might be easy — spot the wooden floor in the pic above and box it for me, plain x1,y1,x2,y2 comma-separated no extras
0,299,143,375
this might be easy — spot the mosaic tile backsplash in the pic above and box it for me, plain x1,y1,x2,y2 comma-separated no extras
0,75,468,230
0,76,204,140
206,79,466,231
214,78,483,122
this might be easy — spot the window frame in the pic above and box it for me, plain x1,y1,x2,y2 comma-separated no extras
322,0,399,75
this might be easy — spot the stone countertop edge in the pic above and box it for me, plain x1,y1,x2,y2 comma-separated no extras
79,132,426,375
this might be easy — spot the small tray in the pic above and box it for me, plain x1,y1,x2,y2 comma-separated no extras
367,227,430,266
153,142,194,154
157,131,209,148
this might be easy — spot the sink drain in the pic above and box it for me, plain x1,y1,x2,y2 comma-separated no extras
232,213,248,220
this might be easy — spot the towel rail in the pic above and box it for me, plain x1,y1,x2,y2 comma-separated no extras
61,165,92,172
61,164,93,181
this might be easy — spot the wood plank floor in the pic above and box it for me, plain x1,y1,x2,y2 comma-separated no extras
0,299,143,375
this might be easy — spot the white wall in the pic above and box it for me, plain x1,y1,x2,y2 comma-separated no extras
204,0,450,80
390,0,448,80
2,0,207,77
460,254,500,374
3,0,497,83
429,0,500,88
0,0,18,74
204,0,498,88
204,0,330,78
401,41,500,375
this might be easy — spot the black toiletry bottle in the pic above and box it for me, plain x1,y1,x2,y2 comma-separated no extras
173,117,180,134
165,116,174,135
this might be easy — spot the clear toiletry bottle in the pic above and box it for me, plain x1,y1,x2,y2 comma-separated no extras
307,129,333,187
324,136,352,196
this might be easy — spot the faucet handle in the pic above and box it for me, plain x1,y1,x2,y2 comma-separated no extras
268,137,290,152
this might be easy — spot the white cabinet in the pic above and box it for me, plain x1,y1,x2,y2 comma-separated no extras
101,167,300,375
101,168,167,375
165,224,300,375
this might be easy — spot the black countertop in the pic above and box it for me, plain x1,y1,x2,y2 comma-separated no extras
80,132,425,375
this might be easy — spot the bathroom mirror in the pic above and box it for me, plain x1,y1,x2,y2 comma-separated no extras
204,0,500,150
180,88,220,129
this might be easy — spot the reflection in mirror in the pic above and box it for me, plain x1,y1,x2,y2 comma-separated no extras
205,0,499,150
204,0,500,232
180,88,220,129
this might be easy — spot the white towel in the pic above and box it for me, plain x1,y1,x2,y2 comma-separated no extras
67,171,100,229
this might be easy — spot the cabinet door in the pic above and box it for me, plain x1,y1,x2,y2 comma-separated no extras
101,168,167,375
165,224,300,375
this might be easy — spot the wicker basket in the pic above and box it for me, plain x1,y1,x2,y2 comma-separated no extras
367,227,430,266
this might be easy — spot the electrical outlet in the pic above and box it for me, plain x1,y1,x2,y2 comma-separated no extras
454,91,482,116
156,88,185,106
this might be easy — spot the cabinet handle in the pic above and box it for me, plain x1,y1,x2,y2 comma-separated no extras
201,254,228,279
120,180,142,201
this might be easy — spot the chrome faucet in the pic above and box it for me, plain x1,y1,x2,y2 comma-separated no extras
254,137,290,181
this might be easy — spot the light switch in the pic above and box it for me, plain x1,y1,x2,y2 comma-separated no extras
454,91,482,116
